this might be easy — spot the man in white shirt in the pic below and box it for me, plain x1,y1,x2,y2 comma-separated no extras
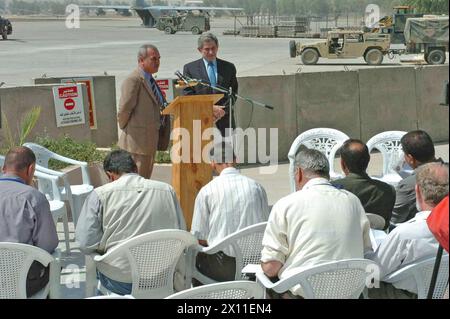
76,150,186,295
369,162,449,299
191,142,269,284
261,148,372,298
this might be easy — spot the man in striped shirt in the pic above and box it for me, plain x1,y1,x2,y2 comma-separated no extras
191,142,270,284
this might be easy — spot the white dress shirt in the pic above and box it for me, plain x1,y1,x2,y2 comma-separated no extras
191,167,269,256
370,210,441,294
261,177,372,296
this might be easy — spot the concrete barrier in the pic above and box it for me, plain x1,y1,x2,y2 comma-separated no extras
358,67,418,142
0,84,91,147
415,66,449,141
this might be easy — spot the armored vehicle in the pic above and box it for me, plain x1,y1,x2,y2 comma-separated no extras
289,30,391,65
156,11,210,35
0,16,13,40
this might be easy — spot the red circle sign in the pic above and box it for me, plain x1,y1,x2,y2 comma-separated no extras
64,98,75,111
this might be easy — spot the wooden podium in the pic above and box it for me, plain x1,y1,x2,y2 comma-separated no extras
162,94,223,230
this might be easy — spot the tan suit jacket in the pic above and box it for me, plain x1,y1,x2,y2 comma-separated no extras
117,68,161,156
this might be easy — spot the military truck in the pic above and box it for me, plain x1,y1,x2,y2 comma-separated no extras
289,30,391,65
156,11,210,35
0,16,13,40
402,16,448,64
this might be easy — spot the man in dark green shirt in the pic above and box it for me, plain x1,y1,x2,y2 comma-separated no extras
332,139,395,230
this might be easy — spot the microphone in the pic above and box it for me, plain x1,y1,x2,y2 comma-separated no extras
174,71,200,88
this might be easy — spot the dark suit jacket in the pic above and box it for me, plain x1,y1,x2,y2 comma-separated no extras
332,172,396,230
183,58,238,135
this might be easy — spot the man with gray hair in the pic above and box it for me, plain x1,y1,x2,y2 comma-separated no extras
191,142,269,285
368,162,449,299
76,150,186,295
117,44,167,179
182,32,238,136
261,148,372,298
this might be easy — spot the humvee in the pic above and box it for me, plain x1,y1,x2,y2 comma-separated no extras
156,11,210,35
0,16,13,40
289,30,390,65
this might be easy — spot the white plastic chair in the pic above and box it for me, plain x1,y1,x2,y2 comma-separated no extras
383,254,449,299
0,242,61,299
85,295,135,299
255,259,376,299
23,142,94,226
165,280,265,299
85,230,199,299
366,213,386,230
33,170,71,254
193,222,267,285
288,128,350,192
366,131,407,187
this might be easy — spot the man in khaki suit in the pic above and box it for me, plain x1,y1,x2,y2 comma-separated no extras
117,44,165,178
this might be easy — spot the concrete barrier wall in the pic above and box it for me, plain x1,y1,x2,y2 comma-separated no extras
236,65,448,161
235,75,297,163
358,67,418,142
0,84,91,147
297,71,360,139
415,66,449,141
34,76,117,147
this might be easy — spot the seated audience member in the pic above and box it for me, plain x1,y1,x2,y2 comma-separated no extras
369,162,449,299
332,139,395,229
261,149,372,298
0,147,58,297
76,150,186,295
191,142,270,284
391,130,444,225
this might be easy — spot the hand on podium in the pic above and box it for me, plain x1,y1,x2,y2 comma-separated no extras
213,105,225,122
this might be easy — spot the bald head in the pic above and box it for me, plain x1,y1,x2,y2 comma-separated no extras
340,139,370,175
416,162,449,208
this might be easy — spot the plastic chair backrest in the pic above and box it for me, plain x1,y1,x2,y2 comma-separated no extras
288,128,349,192
94,230,198,299
23,142,91,185
200,222,267,281
366,213,386,230
165,281,265,299
0,242,55,299
257,259,376,299
383,254,449,299
366,131,407,177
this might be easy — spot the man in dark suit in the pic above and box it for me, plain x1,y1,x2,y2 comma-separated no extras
332,139,396,230
183,32,238,136
391,130,444,225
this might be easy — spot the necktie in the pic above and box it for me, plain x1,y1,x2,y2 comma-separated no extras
207,61,217,87
149,77,164,106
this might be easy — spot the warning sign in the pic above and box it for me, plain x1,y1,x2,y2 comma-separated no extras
52,84,86,127
156,78,174,103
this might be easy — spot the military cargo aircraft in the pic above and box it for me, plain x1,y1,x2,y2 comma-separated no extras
80,0,243,28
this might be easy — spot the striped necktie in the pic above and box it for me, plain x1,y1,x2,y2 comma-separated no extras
149,77,164,106
207,61,217,87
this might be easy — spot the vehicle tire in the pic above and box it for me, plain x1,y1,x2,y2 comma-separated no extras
289,40,297,58
1,27,7,40
364,48,383,65
191,27,200,35
164,26,173,35
301,48,319,65
427,49,445,65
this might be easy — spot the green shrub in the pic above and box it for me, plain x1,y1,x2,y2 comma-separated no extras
34,135,108,170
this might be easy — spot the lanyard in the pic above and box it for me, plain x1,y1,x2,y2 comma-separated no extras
0,178,26,185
